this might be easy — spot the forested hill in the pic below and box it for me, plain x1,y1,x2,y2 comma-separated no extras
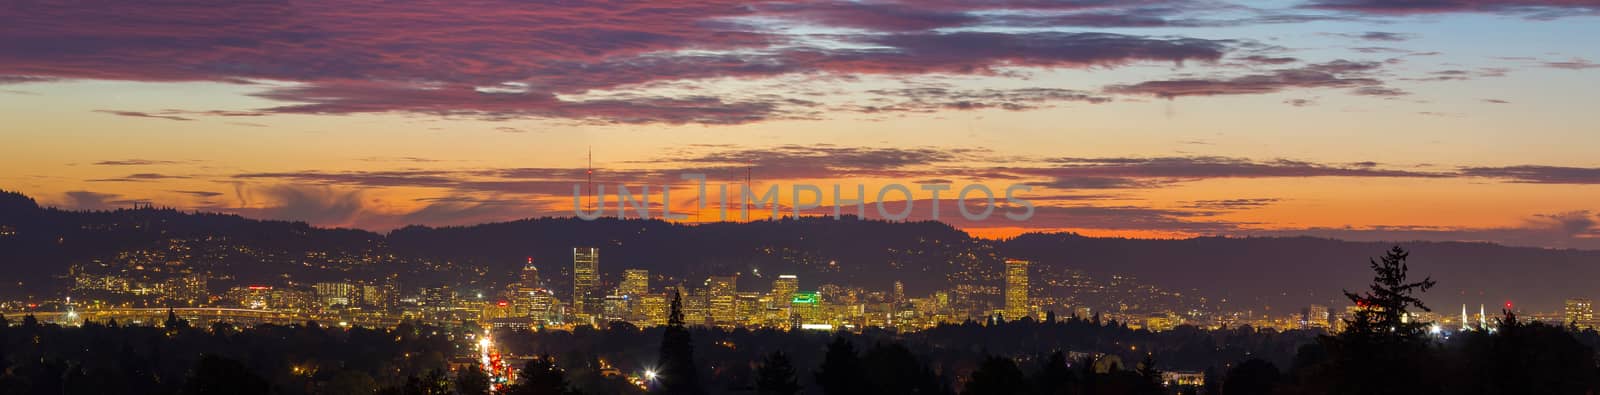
2,190,1596,311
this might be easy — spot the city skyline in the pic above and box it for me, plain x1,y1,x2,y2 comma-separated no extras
6,2,1600,393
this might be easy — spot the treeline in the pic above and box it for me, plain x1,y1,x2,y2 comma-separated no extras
0,313,469,395
6,247,1600,394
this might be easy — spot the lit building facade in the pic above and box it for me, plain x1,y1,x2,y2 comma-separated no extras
1004,259,1030,321
572,247,600,317
707,275,738,327
620,269,649,297
1566,298,1594,330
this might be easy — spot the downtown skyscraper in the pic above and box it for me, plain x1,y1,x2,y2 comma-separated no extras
573,247,600,317
1005,259,1030,321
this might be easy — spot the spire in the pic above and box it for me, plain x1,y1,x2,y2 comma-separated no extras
1479,304,1487,329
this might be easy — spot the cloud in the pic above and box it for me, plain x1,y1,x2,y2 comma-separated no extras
1304,0,1600,17
642,144,989,180
1460,165,1600,184
87,173,189,182
172,190,224,198
1026,177,1165,190
1018,156,1444,180
59,191,123,210
1355,31,1414,41
92,110,193,121
1326,31,1417,41
2,1,1238,124
93,159,183,166
1244,211,1600,250
1236,55,1300,65
0,75,56,84
224,185,366,227
855,87,1111,112
1185,198,1282,210
1350,86,1409,96
1543,58,1600,70
1104,60,1397,99
1283,98,1317,106
251,82,796,125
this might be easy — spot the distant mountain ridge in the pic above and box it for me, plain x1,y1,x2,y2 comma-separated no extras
1,190,1595,311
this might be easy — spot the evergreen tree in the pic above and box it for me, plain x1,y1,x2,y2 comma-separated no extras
814,336,867,395
755,351,801,395
327,371,380,395
1340,246,1436,342
393,370,453,395
506,355,572,395
454,364,491,395
963,355,1026,395
862,342,941,394
1030,351,1073,395
180,354,270,395
1136,353,1163,394
1200,367,1220,395
1322,246,1438,395
1221,359,1279,395
654,289,703,395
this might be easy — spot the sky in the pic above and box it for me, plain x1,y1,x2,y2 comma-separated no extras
2,0,1599,248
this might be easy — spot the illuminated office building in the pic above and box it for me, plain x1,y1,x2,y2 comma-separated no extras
313,281,356,307
708,275,738,327
638,293,668,327
793,292,821,326
1306,304,1330,329
771,275,798,309
573,247,600,316
620,269,649,296
520,257,542,290
1567,298,1594,330
1004,259,1030,320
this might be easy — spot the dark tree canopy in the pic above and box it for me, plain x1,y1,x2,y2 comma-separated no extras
755,351,801,395
964,355,1027,395
654,290,703,395
814,336,868,395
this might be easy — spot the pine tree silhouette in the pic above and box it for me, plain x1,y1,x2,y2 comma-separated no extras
654,289,703,395
755,351,801,395
814,336,866,395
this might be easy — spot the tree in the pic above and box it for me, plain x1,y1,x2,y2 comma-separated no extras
755,351,801,395
455,364,491,395
181,354,270,395
165,308,189,330
505,355,571,395
1340,246,1436,342
1221,359,1278,395
654,289,703,395
964,355,1026,395
1322,246,1439,395
1200,367,1220,395
327,370,380,395
402,370,453,395
861,342,941,394
1444,309,1596,395
1136,353,1163,394
814,336,867,395
1030,351,1073,395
